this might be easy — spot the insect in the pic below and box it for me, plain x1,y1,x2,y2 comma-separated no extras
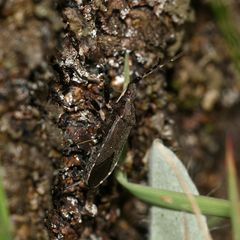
85,82,137,188
84,53,183,188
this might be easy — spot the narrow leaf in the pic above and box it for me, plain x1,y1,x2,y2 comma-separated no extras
116,170,231,218
123,52,130,90
0,168,12,240
210,0,240,77
225,135,240,240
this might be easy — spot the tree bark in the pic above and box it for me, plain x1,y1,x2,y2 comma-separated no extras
0,0,191,239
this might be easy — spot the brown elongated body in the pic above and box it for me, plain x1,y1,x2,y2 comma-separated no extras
85,83,137,188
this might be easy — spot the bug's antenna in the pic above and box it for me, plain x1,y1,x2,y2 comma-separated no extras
118,52,184,101
141,51,184,80
65,181,81,190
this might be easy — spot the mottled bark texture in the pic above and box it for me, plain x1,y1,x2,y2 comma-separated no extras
0,0,190,239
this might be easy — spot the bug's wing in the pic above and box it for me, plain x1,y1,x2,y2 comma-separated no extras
87,153,115,188
86,101,135,188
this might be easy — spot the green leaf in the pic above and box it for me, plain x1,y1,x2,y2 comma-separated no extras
210,0,240,77
225,136,240,240
123,52,130,90
0,168,12,240
116,170,230,218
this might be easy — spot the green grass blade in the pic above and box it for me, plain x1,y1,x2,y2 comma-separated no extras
225,136,240,240
123,52,130,89
0,169,12,240
116,170,231,218
210,0,240,76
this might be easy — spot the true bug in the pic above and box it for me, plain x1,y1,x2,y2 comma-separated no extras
85,82,137,188
84,53,183,188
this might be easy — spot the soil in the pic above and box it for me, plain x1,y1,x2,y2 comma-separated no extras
0,0,239,239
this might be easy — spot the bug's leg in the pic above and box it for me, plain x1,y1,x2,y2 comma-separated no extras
104,82,110,104
90,99,101,111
